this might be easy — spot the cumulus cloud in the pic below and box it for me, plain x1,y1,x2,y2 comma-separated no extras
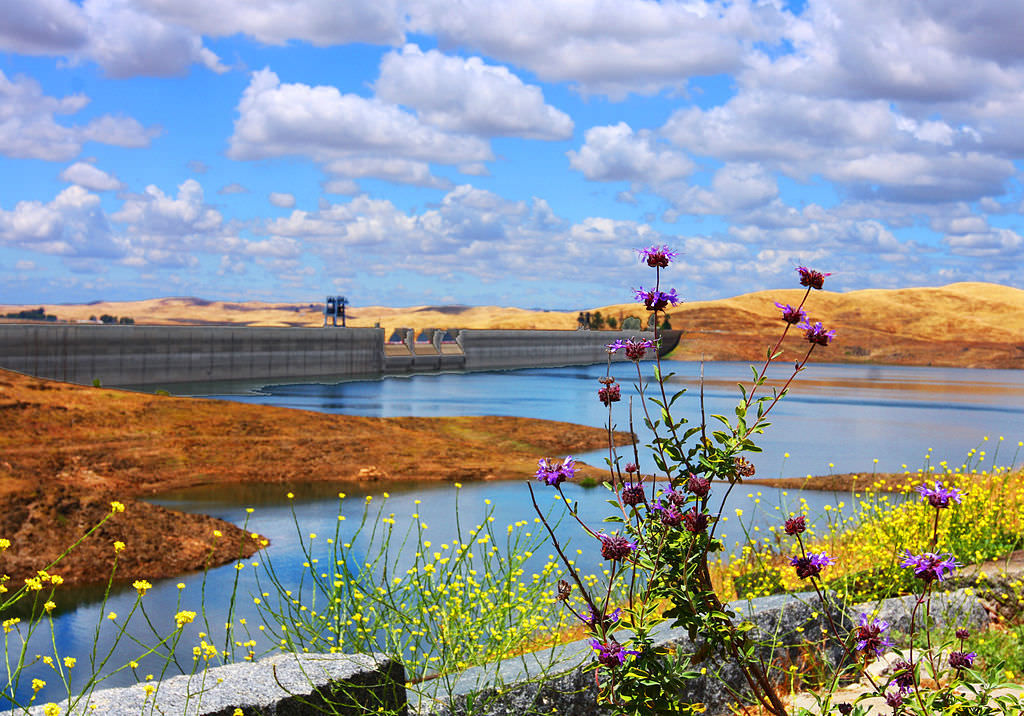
664,163,778,215
568,122,694,183
409,0,787,98
323,157,452,189
376,44,572,139
133,0,404,47
0,70,158,161
944,227,1023,258
228,68,492,166
81,0,227,78
661,90,1014,204
0,0,88,54
59,162,122,191
218,183,249,195
269,192,296,208
0,185,122,258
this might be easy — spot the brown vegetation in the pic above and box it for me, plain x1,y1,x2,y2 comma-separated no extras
0,368,622,586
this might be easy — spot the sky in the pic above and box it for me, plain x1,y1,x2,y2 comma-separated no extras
1,0,1023,309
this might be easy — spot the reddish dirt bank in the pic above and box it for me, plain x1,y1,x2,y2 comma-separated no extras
0,369,625,587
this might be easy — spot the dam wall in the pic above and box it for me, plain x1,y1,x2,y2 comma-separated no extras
0,324,384,387
0,325,676,388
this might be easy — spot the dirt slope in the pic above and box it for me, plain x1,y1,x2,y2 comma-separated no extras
0,369,622,586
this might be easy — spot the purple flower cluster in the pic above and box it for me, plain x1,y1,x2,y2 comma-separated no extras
900,550,960,583
607,337,656,361
598,383,621,406
890,659,915,691
799,320,836,346
682,507,709,534
774,302,807,325
620,482,646,507
599,533,637,561
784,515,806,535
535,456,578,487
796,266,831,290
590,637,639,667
634,287,680,312
790,552,834,580
916,480,962,509
854,613,893,657
637,245,679,268
948,650,976,671
685,474,711,498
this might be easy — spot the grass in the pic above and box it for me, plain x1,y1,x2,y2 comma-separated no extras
3,442,1024,714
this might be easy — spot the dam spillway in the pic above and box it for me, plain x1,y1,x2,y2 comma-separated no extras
0,324,679,388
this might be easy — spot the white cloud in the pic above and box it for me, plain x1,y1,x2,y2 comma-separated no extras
0,70,158,161
218,183,249,195
410,0,787,99
134,0,404,47
59,162,122,191
110,179,224,268
945,228,1023,258
0,0,88,54
665,163,778,214
80,0,227,78
0,185,121,258
568,122,694,183
376,44,573,139
268,192,296,208
662,90,1014,203
228,68,492,165
323,157,451,189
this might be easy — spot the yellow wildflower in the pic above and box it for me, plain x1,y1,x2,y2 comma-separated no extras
110,501,125,513
132,580,152,596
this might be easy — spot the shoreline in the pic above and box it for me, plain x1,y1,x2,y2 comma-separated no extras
0,368,627,587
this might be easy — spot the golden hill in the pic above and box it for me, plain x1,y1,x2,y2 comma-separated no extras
3,281,1022,369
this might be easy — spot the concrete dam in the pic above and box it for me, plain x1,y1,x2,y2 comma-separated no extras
0,324,681,388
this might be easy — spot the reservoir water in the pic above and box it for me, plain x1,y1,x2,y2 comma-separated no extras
7,361,1024,706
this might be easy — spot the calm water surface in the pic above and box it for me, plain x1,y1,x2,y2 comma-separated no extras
10,361,1024,704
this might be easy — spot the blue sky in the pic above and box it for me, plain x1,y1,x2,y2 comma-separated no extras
1,0,1022,309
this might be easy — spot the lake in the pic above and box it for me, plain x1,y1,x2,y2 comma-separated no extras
6,360,1024,705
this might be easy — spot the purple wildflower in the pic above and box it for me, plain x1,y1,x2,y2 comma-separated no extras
790,552,834,580
598,383,621,406
916,481,962,509
608,337,656,361
956,628,970,640
535,456,578,487
638,245,678,268
854,613,893,657
620,482,646,507
884,691,903,710
599,533,637,561
796,266,831,290
583,607,622,630
774,302,807,325
799,320,836,346
624,462,638,474
590,637,639,668
682,507,709,534
900,550,960,583
948,651,976,671
890,659,915,691
660,487,687,508
634,287,680,312
837,705,853,715
657,504,684,528
784,515,806,535
685,474,711,498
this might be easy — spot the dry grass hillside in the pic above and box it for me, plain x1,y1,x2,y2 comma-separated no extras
3,282,1022,368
